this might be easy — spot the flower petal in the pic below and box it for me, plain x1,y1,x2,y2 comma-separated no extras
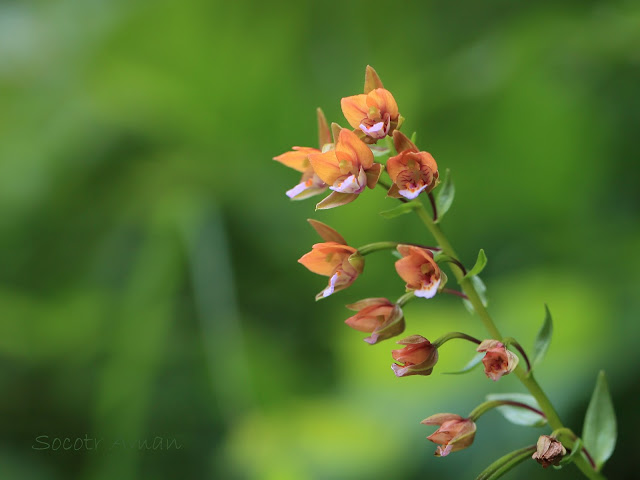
308,150,342,185
273,147,319,172
340,94,369,129
364,65,384,94
367,88,399,118
337,129,374,169
315,191,359,210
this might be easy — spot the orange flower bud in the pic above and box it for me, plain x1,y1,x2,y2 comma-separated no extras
394,245,442,298
387,131,439,200
344,298,405,344
391,335,438,377
298,221,363,300
421,414,477,457
476,340,519,381
308,128,382,209
532,435,566,468
340,66,402,142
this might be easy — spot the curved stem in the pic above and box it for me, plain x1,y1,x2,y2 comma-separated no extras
433,331,481,349
468,399,545,422
357,241,399,255
412,201,605,480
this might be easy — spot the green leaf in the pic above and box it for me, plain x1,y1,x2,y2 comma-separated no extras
379,200,420,219
476,445,536,480
557,437,582,468
532,305,553,369
442,352,483,375
486,393,547,427
434,168,454,223
464,249,487,278
582,371,617,470
463,276,488,313
410,131,417,145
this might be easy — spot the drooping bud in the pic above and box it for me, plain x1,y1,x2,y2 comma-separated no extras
532,435,566,468
421,414,476,457
391,335,438,377
476,340,519,381
344,298,405,344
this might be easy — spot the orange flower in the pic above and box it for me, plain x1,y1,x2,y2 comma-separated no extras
387,131,439,199
308,128,382,209
298,220,364,300
341,66,402,141
344,298,405,344
421,414,477,457
476,340,519,381
394,245,442,298
273,108,331,200
391,335,438,377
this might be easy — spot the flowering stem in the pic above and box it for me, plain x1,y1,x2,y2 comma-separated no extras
433,331,481,349
553,428,598,470
468,400,546,422
428,192,438,221
396,291,416,307
412,201,605,480
441,288,468,300
357,241,399,255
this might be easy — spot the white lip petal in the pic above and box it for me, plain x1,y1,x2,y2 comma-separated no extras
359,121,388,139
329,168,367,194
391,364,409,377
321,272,340,298
399,183,429,200
414,277,441,299
286,181,309,199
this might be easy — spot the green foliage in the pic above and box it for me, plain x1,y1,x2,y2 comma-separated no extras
434,168,455,223
583,371,617,470
532,305,553,369
486,393,547,427
464,248,487,278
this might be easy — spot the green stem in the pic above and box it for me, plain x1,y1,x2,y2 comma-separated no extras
357,241,399,255
433,331,481,349
413,202,605,480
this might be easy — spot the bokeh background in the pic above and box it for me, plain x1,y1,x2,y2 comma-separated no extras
1,0,638,479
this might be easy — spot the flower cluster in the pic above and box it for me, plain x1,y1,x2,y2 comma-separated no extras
274,66,608,478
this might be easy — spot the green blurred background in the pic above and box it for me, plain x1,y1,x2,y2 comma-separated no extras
1,0,638,478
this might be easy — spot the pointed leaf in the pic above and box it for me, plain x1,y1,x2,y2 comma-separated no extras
464,249,487,278
307,219,346,244
434,168,454,223
410,131,417,145
486,393,547,427
532,305,553,368
582,371,617,470
476,445,536,480
316,108,332,147
442,352,483,375
379,200,421,219
364,65,384,93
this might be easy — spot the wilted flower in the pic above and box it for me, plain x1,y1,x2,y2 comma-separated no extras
532,435,566,468
394,245,442,298
477,340,519,381
387,131,439,199
298,220,364,300
273,108,331,200
344,298,405,344
391,335,438,377
341,66,402,142
308,128,382,209
421,414,477,457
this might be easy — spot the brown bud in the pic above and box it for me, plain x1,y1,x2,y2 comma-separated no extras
532,435,566,468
